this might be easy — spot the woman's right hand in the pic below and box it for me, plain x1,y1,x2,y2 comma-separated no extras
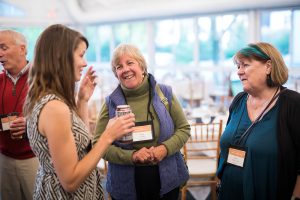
104,113,135,142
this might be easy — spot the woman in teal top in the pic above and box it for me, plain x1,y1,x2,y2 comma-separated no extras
218,94,279,199
217,42,300,199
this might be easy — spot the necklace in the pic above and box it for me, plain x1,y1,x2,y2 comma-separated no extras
248,96,270,110
247,87,280,121
247,87,279,110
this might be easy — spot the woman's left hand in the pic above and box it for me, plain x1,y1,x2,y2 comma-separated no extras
152,145,168,163
78,66,97,102
9,117,26,139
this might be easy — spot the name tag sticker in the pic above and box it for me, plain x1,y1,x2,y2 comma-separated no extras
132,121,154,143
1,114,18,131
227,146,247,168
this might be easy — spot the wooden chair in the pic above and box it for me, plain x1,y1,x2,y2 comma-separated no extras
97,158,108,176
181,120,223,200
97,159,111,200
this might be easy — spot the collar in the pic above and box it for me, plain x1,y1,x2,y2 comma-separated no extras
6,61,30,84
120,75,149,98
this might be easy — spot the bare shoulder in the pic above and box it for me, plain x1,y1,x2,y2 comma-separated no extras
42,99,70,116
39,99,71,135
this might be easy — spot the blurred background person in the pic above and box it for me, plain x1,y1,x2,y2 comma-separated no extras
217,42,300,199
23,24,135,199
93,43,190,200
0,29,38,200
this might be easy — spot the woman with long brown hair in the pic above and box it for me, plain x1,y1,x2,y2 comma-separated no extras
24,24,135,199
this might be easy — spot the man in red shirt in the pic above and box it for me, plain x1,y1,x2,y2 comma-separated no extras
0,30,38,200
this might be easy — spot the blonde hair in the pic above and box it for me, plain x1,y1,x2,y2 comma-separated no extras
111,43,147,77
234,42,288,87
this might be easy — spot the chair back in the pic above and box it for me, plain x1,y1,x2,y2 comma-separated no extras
181,120,223,200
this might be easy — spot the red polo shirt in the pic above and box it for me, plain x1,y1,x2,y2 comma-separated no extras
0,70,35,159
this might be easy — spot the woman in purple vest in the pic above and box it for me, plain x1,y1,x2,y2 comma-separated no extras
93,43,190,200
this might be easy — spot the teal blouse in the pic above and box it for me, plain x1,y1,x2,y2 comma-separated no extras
218,95,279,200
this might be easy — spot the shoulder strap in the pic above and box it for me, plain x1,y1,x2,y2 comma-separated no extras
156,84,172,112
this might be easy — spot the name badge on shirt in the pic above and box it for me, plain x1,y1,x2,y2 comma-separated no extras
0,112,18,131
132,121,154,143
226,145,247,168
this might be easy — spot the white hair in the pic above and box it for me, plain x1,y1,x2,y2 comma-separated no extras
0,29,28,54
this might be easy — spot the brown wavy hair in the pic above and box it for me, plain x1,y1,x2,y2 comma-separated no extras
23,24,88,116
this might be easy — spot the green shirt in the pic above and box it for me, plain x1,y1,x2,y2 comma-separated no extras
93,77,190,165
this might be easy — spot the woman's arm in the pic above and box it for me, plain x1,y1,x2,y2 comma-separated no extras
38,100,135,192
161,94,191,156
93,103,136,165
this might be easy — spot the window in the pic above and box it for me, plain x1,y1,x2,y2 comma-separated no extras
113,21,147,53
85,26,98,62
12,27,43,60
261,10,291,65
198,17,213,65
218,14,248,66
98,26,112,63
84,25,113,62
292,10,300,66
0,2,24,16
154,18,194,66
198,14,248,66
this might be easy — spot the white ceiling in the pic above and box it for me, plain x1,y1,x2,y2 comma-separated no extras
1,0,300,26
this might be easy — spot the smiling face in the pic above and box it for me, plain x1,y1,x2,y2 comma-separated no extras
73,40,87,81
115,54,145,89
237,58,271,93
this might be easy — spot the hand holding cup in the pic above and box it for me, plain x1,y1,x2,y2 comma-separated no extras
9,115,26,140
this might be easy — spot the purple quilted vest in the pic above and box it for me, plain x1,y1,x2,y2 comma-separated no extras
105,74,189,200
